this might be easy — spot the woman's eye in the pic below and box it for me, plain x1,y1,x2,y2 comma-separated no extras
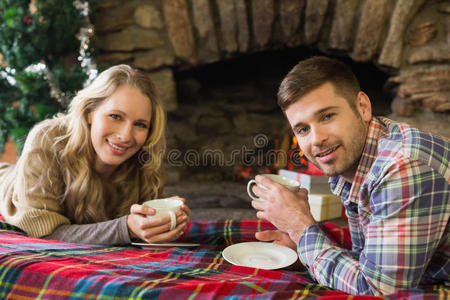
109,114,121,120
135,122,148,129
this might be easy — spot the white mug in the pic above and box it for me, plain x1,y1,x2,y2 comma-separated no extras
247,174,300,201
143,197,183,231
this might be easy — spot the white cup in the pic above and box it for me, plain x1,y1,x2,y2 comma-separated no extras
247,174,300,201
143,197,183,231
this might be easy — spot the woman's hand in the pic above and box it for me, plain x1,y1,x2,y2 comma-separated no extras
173,196,191,221
126,198,190,243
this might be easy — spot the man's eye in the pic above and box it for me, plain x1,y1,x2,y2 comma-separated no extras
109,114,120,120
296,127,309,136
323,113,335,121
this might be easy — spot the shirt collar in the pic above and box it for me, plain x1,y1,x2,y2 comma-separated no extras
331,117,386,204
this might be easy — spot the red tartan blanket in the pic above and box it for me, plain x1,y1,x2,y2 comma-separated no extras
0,219,447,299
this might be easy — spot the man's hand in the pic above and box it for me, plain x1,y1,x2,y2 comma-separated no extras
251,174,316,244
127,203,189,243
255,230,297,251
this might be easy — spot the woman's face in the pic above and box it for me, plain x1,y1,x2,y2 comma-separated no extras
88,85,152,176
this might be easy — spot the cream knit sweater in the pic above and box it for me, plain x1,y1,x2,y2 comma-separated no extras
0,119,71,237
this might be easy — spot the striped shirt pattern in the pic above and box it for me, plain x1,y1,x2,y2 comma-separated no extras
298,117,450,295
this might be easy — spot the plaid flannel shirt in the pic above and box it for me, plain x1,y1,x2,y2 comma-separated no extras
298,117,449,295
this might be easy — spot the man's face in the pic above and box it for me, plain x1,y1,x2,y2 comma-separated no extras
285,82,372,181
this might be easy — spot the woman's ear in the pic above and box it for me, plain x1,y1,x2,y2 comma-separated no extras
87,111,92,125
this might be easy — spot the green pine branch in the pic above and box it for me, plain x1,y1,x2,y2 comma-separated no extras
0,0,94,155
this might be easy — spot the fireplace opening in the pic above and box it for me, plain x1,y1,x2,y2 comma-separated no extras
165,47,391,184
163,48,391,217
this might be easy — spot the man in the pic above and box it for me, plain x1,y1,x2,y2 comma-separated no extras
251,56,449,295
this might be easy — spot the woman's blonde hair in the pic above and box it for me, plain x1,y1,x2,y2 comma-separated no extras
41,65,166,224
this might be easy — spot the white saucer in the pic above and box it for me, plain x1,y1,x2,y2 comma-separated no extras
131,242,200,248
222,242,297,270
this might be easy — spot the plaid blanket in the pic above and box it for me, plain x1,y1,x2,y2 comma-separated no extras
0,219,448,299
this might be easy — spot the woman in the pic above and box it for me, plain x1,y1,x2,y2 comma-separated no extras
0,65,190,245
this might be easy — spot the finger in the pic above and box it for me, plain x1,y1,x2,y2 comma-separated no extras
142,214,173,229
175,212,188,225
255,174,280,191
255,230,280,242
175,209,189,224
297,188,308,197
140,219,188,241
251,199,265,210
145,221,187,243
130,204,142,214
141,211,187,233
172,195,186,203
252,185,269,200
181,204,191,216
130,204,155,216
176,221,189,237
256,210,266,220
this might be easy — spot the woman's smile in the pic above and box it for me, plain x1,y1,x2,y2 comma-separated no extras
106,139,129,154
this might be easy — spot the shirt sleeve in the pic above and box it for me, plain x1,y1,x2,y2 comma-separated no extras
42,215,132,245
297,159,449,295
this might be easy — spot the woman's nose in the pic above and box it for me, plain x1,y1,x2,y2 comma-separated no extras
117,123,133,142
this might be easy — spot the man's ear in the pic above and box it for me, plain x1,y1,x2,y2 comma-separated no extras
357,92,372,122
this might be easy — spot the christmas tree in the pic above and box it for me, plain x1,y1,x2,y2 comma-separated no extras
0,0,96,155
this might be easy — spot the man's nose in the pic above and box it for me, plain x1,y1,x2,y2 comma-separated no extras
311,125,328,146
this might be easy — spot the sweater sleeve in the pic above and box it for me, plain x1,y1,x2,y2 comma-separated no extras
42,215,132,245
1,120,71,237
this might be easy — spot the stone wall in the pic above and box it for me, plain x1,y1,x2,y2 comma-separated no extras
95,0,449,116
93,0,450,182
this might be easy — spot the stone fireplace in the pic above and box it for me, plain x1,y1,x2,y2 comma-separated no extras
165,48,391,183
94,0,450,218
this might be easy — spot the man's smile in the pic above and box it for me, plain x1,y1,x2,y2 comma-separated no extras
313,145,340,163
314,145,340,158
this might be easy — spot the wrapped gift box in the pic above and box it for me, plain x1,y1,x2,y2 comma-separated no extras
278,169,344,221
278,169,330,194
308,194,342,221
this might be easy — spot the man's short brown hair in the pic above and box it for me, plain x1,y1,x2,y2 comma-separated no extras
277,56,361,111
